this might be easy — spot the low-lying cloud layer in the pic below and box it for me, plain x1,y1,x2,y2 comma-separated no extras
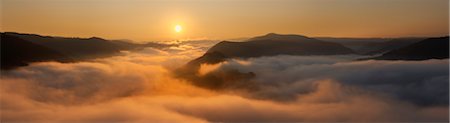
1,43,448,122
204,56,449,106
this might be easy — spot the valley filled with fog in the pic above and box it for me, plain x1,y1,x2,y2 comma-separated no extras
1,39,448,122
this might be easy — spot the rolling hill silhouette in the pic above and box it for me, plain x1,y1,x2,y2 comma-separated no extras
4,32,134,59
177,33,357,89
373,37,449,60
319,37,424,55
177,34,449,89
191,33,355,65
1,32,173,69
357,38,424,55
1,33,72,69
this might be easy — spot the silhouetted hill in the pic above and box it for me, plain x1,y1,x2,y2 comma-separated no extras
1,32,174,69
1,34,72,69
176,33,356,89
317,37,390,52
206,33,355,59
318,37,424,55
249,33,311,41
4,32,130,59
359,38,424,55
373,37,449,60
176,51,256,89
188,51,228,65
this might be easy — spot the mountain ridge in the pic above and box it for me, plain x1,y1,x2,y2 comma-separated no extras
176,33,357,89
373,36,449,60
0,32,174,69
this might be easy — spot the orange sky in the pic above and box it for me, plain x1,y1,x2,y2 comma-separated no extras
1,0,449,41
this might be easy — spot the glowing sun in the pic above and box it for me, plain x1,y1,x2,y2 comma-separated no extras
175,25,182,33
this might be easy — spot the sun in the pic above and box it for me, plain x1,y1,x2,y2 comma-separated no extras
175,25,182,33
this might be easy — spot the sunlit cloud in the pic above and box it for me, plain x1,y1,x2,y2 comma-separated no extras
0,43,448,122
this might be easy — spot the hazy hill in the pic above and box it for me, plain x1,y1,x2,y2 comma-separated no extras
207,33,355,58
1,32,173,69
373,37,449,60
318,37,424,55
177,33,356,89
4,32,132,59
359,38,424,55
188,33,356,67
317,37,390,52
1,34,72,69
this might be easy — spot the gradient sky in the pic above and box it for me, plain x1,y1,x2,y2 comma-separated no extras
1,0,449,41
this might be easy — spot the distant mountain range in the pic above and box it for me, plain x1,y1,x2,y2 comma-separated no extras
176,33,449,89
188,33,448,66
177,33,358,89
1,32,173,69
373,36,449,60
2,32,448,70
318,37,424,55
1,33,71,69
190,33,355,65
